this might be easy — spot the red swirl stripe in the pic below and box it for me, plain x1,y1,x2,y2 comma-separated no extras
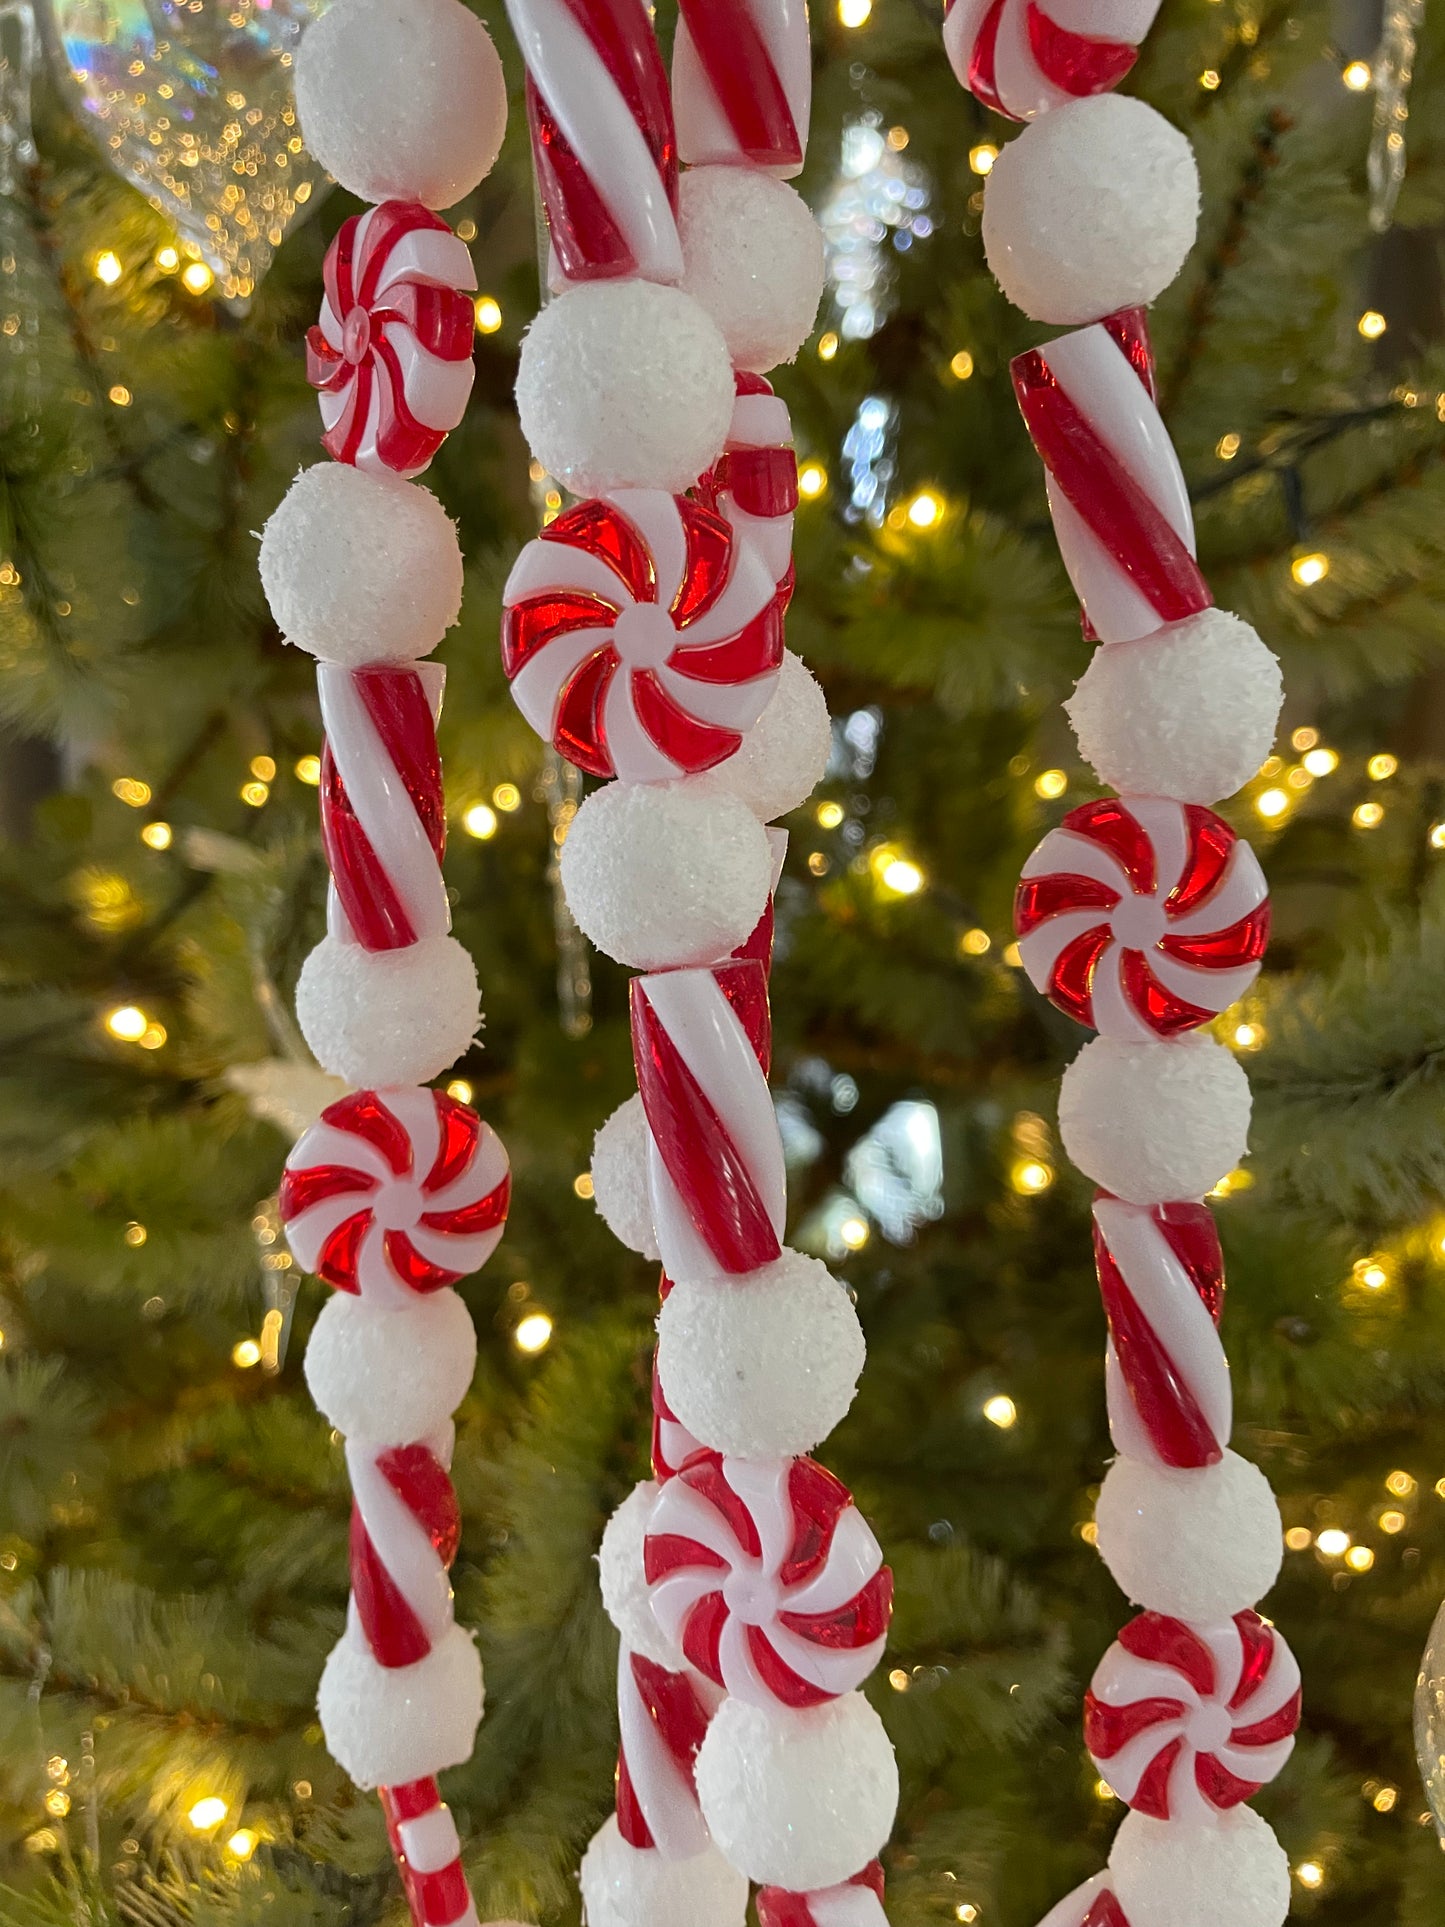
674,0,803,169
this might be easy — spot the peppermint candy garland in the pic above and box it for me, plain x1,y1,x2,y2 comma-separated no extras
281,1088,510,1304
502,493,783,782
1085,1611,1301,1821
944,0,1159,121
307,202,477,479
646,1452,892,1710
1014,797,1269,1039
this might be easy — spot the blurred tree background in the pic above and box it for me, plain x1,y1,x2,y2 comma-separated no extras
2,0,1445,1922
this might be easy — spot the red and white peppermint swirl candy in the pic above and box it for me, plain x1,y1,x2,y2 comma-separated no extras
631,960,784,1281
1036,1874,1130,1927
348,1433,462,1668
281,1088,510,1305
697,374,797,606
318,663,449,953
306,203,476,480
943,0,1159,121
1014,797,1269,1039
1094,1195,1230,1469
757,1863,888,1927
645,1451,893,1709
615,1646,716,1858
673,0,810,175
1012,309,1210,645
381,1777,480,1927
503,492,783,783
1085,1610,1302,1820
505,0,681,286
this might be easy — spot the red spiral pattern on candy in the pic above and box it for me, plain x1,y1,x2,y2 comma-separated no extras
673,0,810,172
757,1860,889,1927
380,1776,480,1927
348,1439,462,1669
944,0,1153,121
614,1646,716,1857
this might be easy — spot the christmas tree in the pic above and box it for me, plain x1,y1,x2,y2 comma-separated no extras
2,0,1445,1922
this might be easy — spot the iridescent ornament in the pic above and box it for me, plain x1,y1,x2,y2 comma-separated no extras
47,0,328,303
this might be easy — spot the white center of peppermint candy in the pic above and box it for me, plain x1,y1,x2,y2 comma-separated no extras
342,305,372,366
612,600,678,670
1111,894,1168,951
1185,1701,1233,1753
722,1566,780,1625
373,1179,423,1232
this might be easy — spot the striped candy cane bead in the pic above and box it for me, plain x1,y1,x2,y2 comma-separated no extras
1011,308,1211,644
943,0,1159,121
318,662,449,952
698,375,798,607
380,1777,480,1927
615,1644,717,1858
505,0,681,287
347,1433,462,1668
757,1861,889,1927
1093,1195,1231,1469
673,0,810,174
630,959,785,1282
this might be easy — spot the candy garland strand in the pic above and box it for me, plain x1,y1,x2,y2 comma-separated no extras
945,12,1298,1927
498,5,899,1923
255,2,511,1921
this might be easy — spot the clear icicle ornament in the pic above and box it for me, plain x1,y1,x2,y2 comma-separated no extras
1415,1596,1445,1833
1368,0,1425,234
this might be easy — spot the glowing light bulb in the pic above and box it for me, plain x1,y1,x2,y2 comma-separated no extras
969,143,998,175
983,1395,1017,1429
1302,747,1338,776
294,754,322,786
818,331,839,361
94,250,123,285
1295,1862,1324,1890
187,1797,228,1832
463,803,498,840
1011,1160,1053,1195
515,1311,554,1354
1315,1529,1350,1557
106,1005,149,1042
816,801,845,829
881,857,924,895
1343,59,1372,89
240,780,270,807
838,0,871,25
1367,752,1398,780
1291,551,1330,587
232,1339,262,1369
950,349,975,380
112,777,151,807
1358,309,1387,340
446,1079,473,1104
155,244,180,272
227,1829,258,1859
181,261,214,295
493,782,522,812
1346,1545,1375,1571
1034,769,1068,799
960,927,992,956
573,1173,595,1200
1352,801,1385,829
141,821,172,850
838,1215,870,1251
474,296,502,334
798,462,828,499
1255,788,1289,821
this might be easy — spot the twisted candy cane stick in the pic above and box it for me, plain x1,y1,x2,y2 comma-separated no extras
346,1433,462,1668
1011,307,1211,644
943,0,1158,122
1093,1196,1231,1470
380,1777,480,1927
673,0,811,174
615,1645,717,1858
757,1862,890,1927
630,958,786,1281
318,662,449,951
505,0,681,286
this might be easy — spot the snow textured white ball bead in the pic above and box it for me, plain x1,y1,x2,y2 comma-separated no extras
295,933,479,1088
695,1692,899,1891
591,1095,659,1260
1058,1035,1250,1206
1110,1807,1290,1927
559,778,772,971
598,1481,680,1669
580,1816,749,1927
711,650,833,822
678,167,826,374
1095,1450,1283,1621
295,0,506,208
982,96,1199,325
304,1290,478,1441
515,281,735,495
657,1250,865,1459
317,1621,483,1788
259,465,462,666
1066,609,1284,805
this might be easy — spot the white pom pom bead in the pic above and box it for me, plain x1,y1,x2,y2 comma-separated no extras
580,1815,749,1927
982,96,1199,325
318,1621,483,1788
295,0,506,208
1095,1451,1283,1621
598,1481,680,1669
559,778,773,971
305,1290,477,1441
1058,1035,1250,1206
260,466,463,666
591,1095,660,1260
515,282,735,495
295,934,479,1088
1066,609,1284,806
1109,1807,1290,1927
695,1693,898,1891
678,168,826,374
711,650,833,823
657,1250,865,1459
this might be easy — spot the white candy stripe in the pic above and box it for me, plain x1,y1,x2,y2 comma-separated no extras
1167,838,1268,934
654,661,777,728
318,662,449,946
1085,947,1154,1043
1094,1197,1231,1459
673,0,811,176
398,1805,462,1874
1019,826,1129,893
811,1887,890,1927
601,674,689,783
348,1440,456,1645
505,0,683,286
509,627,613,749
732,391,794,445
616,1645,712,1858
618,491,690,611
1037,325,1196,645
370,227,478,297
502,541,630,608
